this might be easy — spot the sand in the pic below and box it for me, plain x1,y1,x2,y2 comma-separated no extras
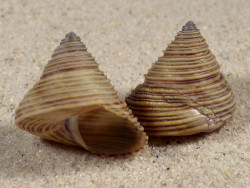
0,0,249,187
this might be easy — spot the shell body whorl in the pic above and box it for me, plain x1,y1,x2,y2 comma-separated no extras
126,21,236,136
15,32,148,156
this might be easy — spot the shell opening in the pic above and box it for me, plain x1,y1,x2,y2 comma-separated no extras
66,107,146,155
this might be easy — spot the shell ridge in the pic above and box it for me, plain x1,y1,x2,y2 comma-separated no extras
171,89,222,129
154,88,222,132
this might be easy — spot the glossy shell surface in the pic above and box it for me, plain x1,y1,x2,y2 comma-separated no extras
126,21,236,136
15,32,148,156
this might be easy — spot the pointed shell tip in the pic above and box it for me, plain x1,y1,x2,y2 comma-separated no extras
61,31,80,43
186,20,195,26
65,31,78,39
182,20,198,31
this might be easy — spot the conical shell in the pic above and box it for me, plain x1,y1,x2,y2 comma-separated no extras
126,21,236,136
15,32,147,156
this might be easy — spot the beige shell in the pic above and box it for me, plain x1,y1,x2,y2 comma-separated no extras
126,21,236,136
15,32,148,156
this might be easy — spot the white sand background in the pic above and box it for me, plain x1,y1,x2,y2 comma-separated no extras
0,0,249,187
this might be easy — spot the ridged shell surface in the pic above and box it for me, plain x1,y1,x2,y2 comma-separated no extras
15,32,147,156
126,21,236,136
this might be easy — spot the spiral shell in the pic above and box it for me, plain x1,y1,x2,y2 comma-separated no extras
126,21,236,136
15,32,148,156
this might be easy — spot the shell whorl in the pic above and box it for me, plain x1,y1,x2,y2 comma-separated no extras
126,21,236,136
15,32,148,156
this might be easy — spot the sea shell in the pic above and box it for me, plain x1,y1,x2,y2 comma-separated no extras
15,32,148,156
126,21,236,136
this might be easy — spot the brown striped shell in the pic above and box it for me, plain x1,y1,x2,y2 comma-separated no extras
15,32,148,156
126,21,236,136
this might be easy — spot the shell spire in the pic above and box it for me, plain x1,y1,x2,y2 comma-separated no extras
126,21,236,136
15,32,148,156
